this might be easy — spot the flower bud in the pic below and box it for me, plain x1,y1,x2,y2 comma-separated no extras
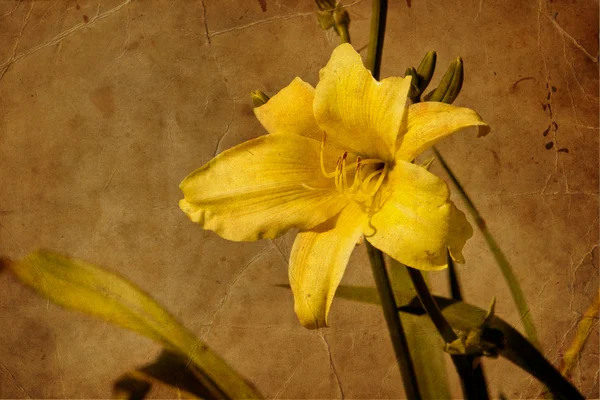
416,51,437,93
428,57,464,104
404,67,420,102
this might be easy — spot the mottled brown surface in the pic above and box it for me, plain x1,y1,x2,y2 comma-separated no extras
0,0,598,398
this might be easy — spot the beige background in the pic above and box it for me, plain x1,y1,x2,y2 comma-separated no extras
0,0,598,398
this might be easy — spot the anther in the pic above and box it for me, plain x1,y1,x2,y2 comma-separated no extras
341,153,348,190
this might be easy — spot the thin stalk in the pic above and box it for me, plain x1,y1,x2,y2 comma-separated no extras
366,245,421,400
451,357,490,400
432,147,541,350
408,265,491,399
338,24,350,44
406,266,457,343
446,251,490,400
365,0,387,77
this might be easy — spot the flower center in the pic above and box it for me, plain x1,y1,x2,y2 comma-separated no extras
308,132,389,201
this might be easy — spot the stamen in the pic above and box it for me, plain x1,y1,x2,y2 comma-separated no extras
333,157,342,192
368,164,388,196
347,157,362,192
344,158,383,170
361,169,383,192
341,152,348,190
313,135,388,201
320,132,337,178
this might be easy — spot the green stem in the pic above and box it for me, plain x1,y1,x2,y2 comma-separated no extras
451,357,490,400
337,24,350,44
365,0,387,77
409,263,491,400
366,245,422,400
432,147,541,350
406,266,457,343
446,251,490,400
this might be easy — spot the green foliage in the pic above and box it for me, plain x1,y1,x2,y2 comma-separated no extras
337,285,583,400
5,250,262,399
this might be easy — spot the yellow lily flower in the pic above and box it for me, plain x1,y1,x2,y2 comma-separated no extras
180,44,490,329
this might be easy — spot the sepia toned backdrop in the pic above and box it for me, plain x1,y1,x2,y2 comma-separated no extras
0,0,598,398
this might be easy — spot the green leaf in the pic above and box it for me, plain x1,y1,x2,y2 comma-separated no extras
4,250,262,399
387,259,452,400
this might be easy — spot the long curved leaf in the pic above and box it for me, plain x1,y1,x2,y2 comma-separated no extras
4,250,262,399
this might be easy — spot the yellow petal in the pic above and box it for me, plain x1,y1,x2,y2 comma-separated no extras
180,134,348,241
365,161,473,270
313,43,412,161
447,204,473,264
396,102,491,161
254,77,323,141
289,203,366,329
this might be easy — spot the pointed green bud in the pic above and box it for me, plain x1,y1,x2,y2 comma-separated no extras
416,51,437,93
251,90,270,107
404,67,420,101
442,56,463,104
428,56,464,104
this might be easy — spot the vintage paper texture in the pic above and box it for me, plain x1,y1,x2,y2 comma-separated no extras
0,0,598,398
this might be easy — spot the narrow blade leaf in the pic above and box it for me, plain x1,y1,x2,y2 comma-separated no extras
4,250,262,399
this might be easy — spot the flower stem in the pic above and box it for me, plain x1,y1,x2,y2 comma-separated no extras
366,244,422,400
407,264,493,398
365,0,387,78
446,251,491,400
338,24,350,44
406,266,458,343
